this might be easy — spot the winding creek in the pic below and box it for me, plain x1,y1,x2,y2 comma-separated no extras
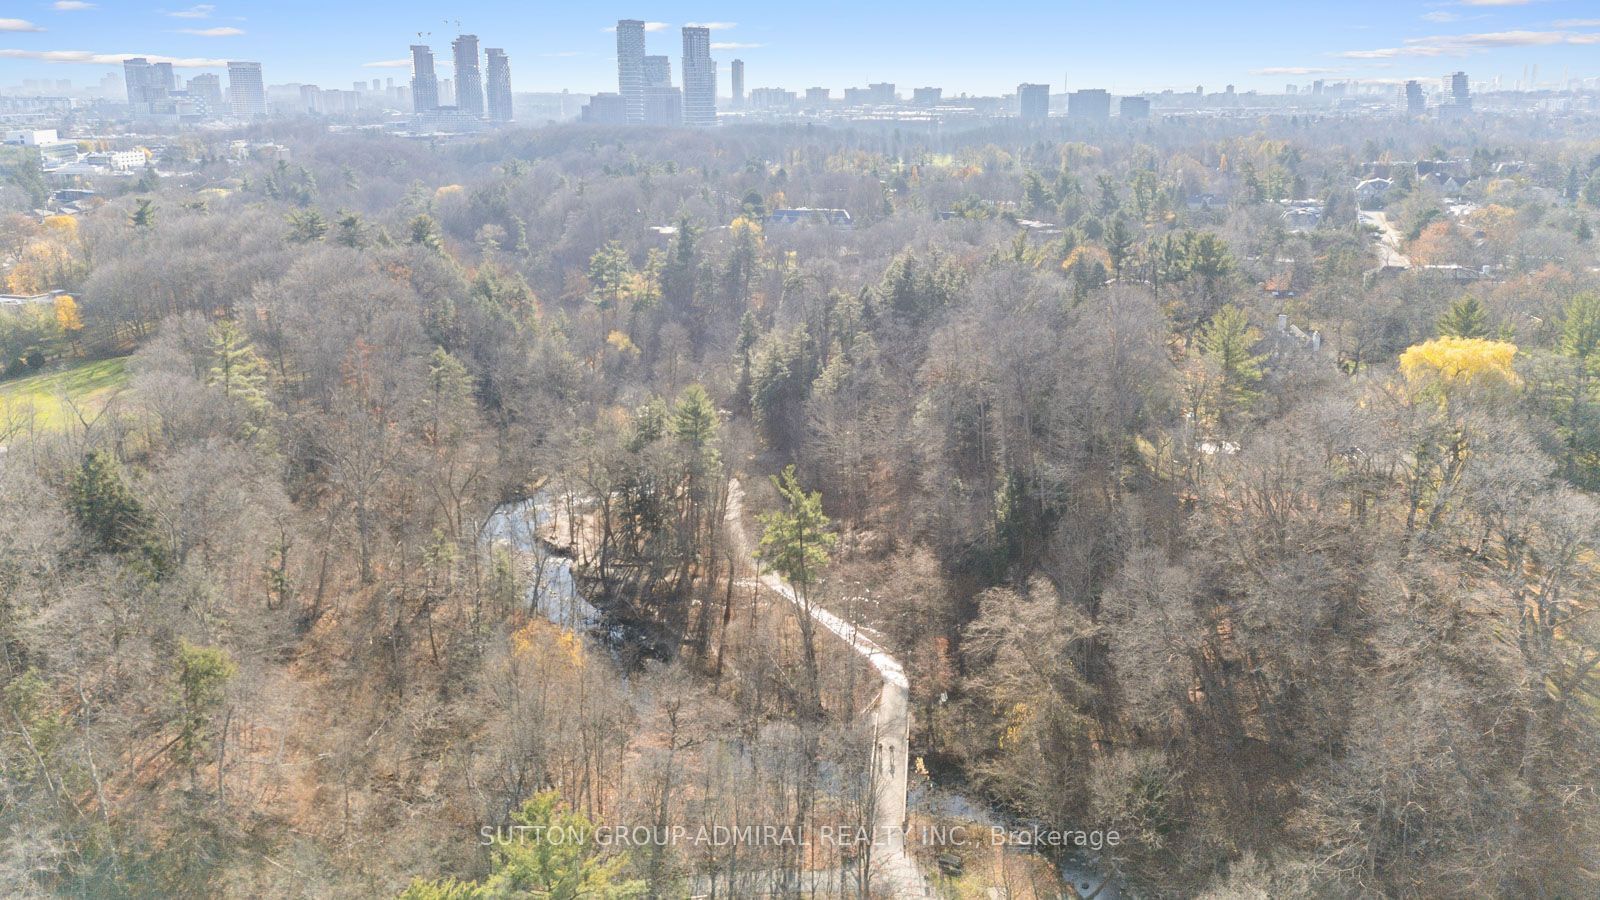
482,492,598,629
482,489,1115,899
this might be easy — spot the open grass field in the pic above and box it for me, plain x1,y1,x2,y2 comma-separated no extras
0,356,130,432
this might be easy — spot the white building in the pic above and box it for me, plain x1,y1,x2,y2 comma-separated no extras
1355,178,1393,205
3,129,64,147
89,150,146,171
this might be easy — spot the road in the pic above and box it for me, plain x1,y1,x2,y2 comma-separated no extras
726,478,928,899
1360,210,1411,270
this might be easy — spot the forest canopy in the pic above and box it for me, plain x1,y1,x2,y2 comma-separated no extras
1,114,1598,898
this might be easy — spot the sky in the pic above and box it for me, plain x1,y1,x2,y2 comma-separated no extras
1,1,1598,96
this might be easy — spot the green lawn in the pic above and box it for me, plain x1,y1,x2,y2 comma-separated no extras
0,356,130,432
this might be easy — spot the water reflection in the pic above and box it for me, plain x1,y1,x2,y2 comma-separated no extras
482,493,599,630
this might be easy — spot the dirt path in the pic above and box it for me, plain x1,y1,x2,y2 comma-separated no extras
1361,210,1412,269
726,478,928,898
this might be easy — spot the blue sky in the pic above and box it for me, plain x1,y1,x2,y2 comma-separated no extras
1,1,1598,95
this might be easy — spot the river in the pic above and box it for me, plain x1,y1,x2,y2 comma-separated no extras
483,490,1116,898
482,493,599,630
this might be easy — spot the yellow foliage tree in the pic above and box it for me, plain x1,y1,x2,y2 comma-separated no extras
42,215,78,237
1399,336,1519,389
54,294,83,333
605,329,639,356
5,241,74,295
510,619,586,670
1062,244,1111,272
1467,203,1515,235
1484,177,1520,199
999,701,1034,750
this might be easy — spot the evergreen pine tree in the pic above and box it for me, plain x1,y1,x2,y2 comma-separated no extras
1437,295,1490,339
207,319,272,415
1200,304,1266,419
67,450,168,574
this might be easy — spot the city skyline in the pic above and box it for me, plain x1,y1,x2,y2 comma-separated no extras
2,2,1599,98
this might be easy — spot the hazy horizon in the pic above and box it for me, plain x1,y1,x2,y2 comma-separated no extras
3,1,1599,97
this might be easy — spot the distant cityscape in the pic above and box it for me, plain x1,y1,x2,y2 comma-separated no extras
2,17,1599,146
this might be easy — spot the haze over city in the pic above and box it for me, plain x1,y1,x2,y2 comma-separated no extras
1,1,1598,96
